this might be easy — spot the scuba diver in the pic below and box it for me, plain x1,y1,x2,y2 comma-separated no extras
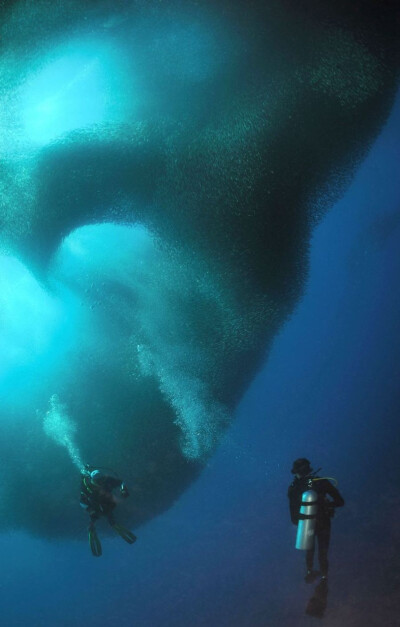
80,464,137,557
288,458,344,583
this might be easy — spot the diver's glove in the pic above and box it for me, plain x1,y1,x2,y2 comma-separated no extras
120,483,129,498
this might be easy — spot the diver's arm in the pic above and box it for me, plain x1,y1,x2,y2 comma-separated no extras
80,476,100,512
106,477,123,490
325,481,344,508
80,492,89,507
120,482,129,497
104,476,129,497
287,484,299,524
80,480,91,507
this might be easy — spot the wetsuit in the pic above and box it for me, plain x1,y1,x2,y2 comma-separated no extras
288,475,344,576
80,473,123,525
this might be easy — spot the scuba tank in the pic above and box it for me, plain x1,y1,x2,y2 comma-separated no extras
295,489,318,550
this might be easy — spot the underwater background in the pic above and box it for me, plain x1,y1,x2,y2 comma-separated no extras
0,1,399,625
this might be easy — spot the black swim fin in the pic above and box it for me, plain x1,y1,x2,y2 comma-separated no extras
305,579,328,617
112,523,137,544
88,526,102,557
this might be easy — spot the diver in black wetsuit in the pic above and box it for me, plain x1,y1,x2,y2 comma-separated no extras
80,464,137,556
288,458,344,583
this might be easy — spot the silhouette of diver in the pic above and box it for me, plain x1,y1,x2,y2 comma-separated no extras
288,458,344,583
80,464,137,556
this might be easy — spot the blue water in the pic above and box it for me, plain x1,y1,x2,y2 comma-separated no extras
1,75,399,627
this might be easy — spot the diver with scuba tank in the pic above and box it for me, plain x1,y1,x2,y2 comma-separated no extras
288,458,344,583
80,464,137,557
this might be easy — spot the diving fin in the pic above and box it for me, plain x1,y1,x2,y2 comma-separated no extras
88,527,102,557
112,523,137,544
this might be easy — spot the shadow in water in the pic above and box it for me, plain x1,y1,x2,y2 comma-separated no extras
305,579,329,618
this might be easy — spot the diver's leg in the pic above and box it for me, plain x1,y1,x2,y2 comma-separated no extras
104,503,136,544
88,516,102,557
106,512,115,526
102,501,116,526
318,524,331,578
304,526,322,583
306,545,315,572
304,544,318,582
111,520,137,544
